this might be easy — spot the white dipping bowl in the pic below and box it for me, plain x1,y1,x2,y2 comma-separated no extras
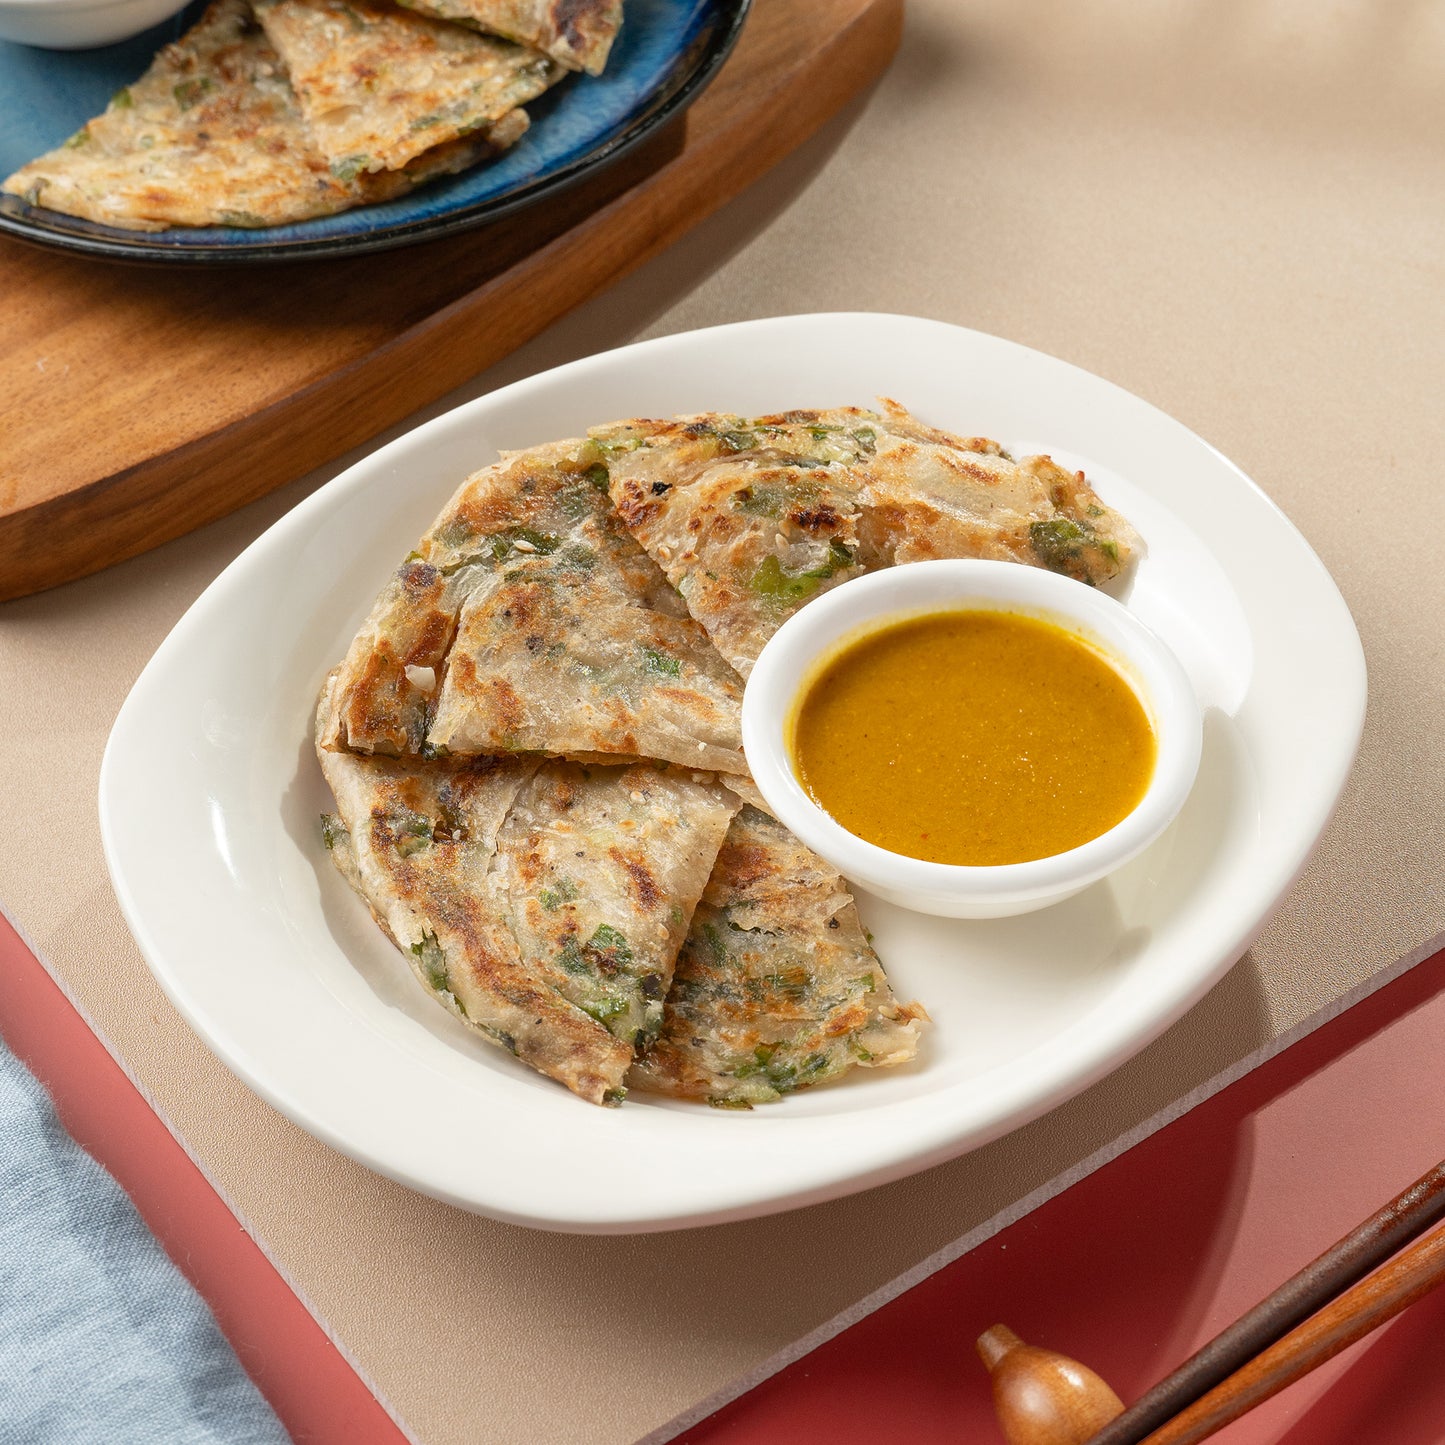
742,559,1203,919
0,0,187,50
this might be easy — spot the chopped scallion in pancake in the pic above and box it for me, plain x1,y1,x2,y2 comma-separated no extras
317,679,738,1102
0,0,528,230
253,0,561,173
492,761,737,1047
628,806,928,1108
600,403,1140,676
324,438,748,773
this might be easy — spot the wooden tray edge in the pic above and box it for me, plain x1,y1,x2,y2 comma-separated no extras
0,0,903,602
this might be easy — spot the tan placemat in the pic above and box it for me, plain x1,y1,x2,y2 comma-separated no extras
4,3,1444,1442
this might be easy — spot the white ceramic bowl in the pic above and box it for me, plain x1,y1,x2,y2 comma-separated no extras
742,559,1204,919
0,0,186,50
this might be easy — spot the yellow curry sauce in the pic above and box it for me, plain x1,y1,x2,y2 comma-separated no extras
790,610,1156,867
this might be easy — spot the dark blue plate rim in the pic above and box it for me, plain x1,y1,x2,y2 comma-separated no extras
0,0,750,266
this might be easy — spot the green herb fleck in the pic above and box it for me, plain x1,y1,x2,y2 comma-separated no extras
701,922,728,966
111,87,134,109
410,933,448,992
539,878,580,911
1028,516,1113,581
172,77,213,111
559,923,633,977
488,526,559,560
63,127,91,149
748,539,855,605
594,435,642,456
391,808,433,857
320,814,346,851
580,995,630,1026
640,647,681,678
330,154,371,183
586,924,632,970
733,484,784,518
584,462,609,492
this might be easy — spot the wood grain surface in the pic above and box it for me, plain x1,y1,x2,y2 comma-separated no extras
0,0,901,601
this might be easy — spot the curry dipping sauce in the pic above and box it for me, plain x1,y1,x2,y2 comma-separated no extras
788,609,1158,867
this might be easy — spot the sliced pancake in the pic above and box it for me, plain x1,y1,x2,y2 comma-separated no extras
491,761,738,1046
253,0,560,174
317,708,637,1101
600,404,1139,676
1,0,526,231
395,0,622,74
599,409,875,678
324,437,748,773
317,682,737,1101
855,400,1141,582
628,806,928,1108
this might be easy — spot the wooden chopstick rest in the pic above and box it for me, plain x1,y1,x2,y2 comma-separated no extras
977,1325,1124,1445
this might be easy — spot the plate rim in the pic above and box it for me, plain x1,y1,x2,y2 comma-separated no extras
0,0,751,265
98,312,1368,1231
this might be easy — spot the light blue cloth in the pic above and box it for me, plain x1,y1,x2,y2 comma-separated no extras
0,1034,291,1445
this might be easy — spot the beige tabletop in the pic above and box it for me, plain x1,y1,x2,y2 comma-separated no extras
4,3,1445,1441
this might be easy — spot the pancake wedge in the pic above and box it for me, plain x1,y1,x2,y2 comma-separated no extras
324,438,748,773
396,0,622,74
600,404,1139,676
317,681,737,1101
629,806,928,1108
491,761,738,1047
254,0,560,174
1,0,526,230
317,711,636,1101
599,409,874,677
855,401,1141,582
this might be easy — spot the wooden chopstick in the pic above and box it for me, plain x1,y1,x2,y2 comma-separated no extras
1136,1222,1445,1445
1082,1158,1445,1445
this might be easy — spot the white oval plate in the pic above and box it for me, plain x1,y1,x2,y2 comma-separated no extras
99,314,1365,1233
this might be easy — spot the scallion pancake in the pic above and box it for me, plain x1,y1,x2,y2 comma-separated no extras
253,0,560,174
317,680,738,1102
324,438,748,773
395,0,622,74
600,404,1139,676
492,761,737,1047
0,0,526,230
629,806,928,1108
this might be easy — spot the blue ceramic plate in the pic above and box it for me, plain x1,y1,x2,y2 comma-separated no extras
0,0,748,263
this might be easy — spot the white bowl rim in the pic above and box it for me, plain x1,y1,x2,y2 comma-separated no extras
741,559,1204,907
0,0,179,15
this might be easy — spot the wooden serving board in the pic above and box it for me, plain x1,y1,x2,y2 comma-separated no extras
0,0,900,602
